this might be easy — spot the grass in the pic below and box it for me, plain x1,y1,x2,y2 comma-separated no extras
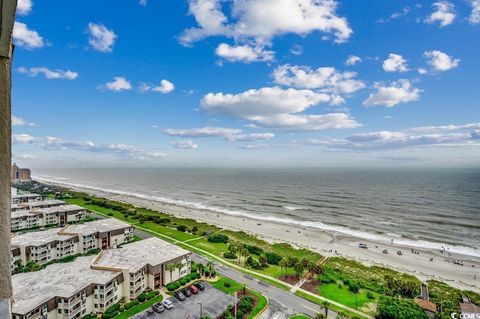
295,290,370,319
288,315,311,319
318,283,377,310
114,295,163,319
247,288,268,319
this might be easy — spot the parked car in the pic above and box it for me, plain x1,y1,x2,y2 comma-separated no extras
181,288,192,297
146,308,154,315
383,249,389,254
152,303,165,313
194,282,205,291
174,290,186,301
397,250,403,256
162,299,174,310
188,285,199,294
358,243,368,249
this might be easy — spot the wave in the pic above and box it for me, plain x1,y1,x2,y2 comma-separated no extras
283,205,303,211
34,175,480,258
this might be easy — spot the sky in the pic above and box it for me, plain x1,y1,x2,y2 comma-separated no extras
10,0,480,168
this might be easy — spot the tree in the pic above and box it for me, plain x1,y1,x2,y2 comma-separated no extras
166,263,176,283
301,258,309,268
322,301,330,318
228,243,240,264
314,314,326,319
175,261,183,277
279,258,288,276
294,262,305,278
197,263,205,276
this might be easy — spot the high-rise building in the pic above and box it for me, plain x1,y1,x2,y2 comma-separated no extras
11,163,31,182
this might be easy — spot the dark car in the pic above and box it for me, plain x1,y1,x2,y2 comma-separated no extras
181,288,192,297
174,290,186,301
194,282,205,291
152,302,165,313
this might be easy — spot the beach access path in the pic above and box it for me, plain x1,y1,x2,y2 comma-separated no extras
91,212,373,319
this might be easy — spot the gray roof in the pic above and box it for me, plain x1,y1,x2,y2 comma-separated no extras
31,204,86,215
11,210,34,219
63,218,131,236
95,237,190,273
11,228,75,247
12,256,118,315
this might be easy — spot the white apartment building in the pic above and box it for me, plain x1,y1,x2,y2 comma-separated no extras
11,219,135,269
11,204,89,231
12,237,192,319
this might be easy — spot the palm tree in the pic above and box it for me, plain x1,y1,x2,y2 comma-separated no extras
238,245,249,266
279,258,288,276
314,314,326,319
166,263,176,283
197,263,205,276
228,243,239,263
175,261,183,278
322,301,330,318
294,262,305,279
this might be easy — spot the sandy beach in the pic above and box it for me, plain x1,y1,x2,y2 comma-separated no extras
41,179,480,293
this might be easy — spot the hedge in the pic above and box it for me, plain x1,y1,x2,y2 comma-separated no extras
104,303,120,314
207,234,229,243
146,291,158,299
124,300,140,309
137,293,147,302
166,282,180,291
101,311,118,319
223,251,238,259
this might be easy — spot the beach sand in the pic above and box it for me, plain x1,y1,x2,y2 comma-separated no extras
46,181,480,293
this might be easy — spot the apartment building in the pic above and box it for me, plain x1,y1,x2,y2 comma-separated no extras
12,199,66,212
11,219,134,269
12,237,192,319
12,192,42,204
11,204,89,231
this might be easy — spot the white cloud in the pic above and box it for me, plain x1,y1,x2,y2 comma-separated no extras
17,0,33,15
164,126,275,142
425,1,455,27
290,45,303,56
99,77,132,92
363,79,421,107
382,53,409,73
306,122,480,150
139,0,147,6
88,23,117,52
469,0,480,24
12,115,35,126
377,6,411,23
18,66,78,80
169,140,198,149
345,55,361,66
180,0,352,45
424,50,460,72
272,64,365,95
13,134,165,160
215,43,274,62
140,80,175,94
417,68,428,75
13,22,44,49
201,87,359,131
15,154,37,160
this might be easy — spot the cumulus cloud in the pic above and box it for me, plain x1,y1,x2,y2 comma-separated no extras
88,23,117,52
99,77,132,92
363,79,421,108
140,80,175,94
17,0,33,15
201,87,359,131
290,45,303,56
425,1,455,27
12,115,35,127
164,126,275,142
12,134,165,160
272,64,365,95
13,22,44,49
469,0,480,24
382,54,409,73
180,0,352,46
377,6,411,23
139,0,147,6
306,122,480,151
169,140,198,149
345,55,361,66
215,43,274,62
18,66,78,80
424,50,460,72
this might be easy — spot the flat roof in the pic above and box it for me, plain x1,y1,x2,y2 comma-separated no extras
31,204,86,215
27,199,65,208
63,218,132,236
13,193,42,198
95,237,190,273
11,210,33,219
12,256,118,315
11,228,75,247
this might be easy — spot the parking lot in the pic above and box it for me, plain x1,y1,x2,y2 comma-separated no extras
134,283,235,319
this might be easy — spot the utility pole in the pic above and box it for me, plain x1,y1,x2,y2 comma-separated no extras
0,0,18,318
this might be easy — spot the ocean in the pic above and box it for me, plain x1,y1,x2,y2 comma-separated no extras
34,167,480,257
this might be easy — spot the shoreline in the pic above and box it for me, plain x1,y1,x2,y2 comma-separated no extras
35,177,480,292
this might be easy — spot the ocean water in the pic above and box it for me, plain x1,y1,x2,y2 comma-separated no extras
34,167,480,257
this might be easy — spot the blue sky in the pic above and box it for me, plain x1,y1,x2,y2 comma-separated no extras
10,0,480,167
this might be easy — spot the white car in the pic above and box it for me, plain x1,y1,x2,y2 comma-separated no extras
162,299,174,310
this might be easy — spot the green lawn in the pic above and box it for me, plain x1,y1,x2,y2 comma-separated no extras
318,283,376,309
115,295,163,319
213,276,245,294
247,288,268,319
288,315,311,319
189,237,229,256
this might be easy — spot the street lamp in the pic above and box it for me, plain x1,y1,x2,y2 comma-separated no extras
198,301,203,318
234,291,237,319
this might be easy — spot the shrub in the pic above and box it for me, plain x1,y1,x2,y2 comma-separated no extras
318,273,335,284
124,300,139,309
208,234,229,243
223,251,238,259
119,306,125,312
180,278,187,285
265,252,282,265
137,293,147,302
246,245,263,255
107,212,113,216
166,282,180,291
146,291,157,299
367,291,375,299
224,282,231,288
86,248,100,255
348,281,360,293
377,296,427,319
101,311,118,319
104,303,120,314
247,256,263,270
177,225,187,232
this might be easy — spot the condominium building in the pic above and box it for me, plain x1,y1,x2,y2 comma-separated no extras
11,204,89,231
12,237,192,319
12,192,42,204
11,219,135,269
12,199,66,212
11,163,32,182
